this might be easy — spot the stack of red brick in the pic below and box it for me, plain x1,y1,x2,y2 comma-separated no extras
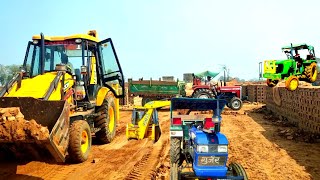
266,86,320,134
247,85,267,103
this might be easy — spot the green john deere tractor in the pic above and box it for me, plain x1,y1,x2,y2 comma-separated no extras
262,43,318,91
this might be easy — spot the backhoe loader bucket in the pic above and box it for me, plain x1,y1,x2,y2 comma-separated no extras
0,97,70,162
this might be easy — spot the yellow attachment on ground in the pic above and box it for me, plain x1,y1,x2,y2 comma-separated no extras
264,60,276,74
4,72,74,101
126,100,170,141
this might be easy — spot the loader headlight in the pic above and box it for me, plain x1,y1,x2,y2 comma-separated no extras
217,145,228,153
197,145,208,153
33,40,39,44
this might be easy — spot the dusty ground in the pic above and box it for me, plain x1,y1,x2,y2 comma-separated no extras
0,104,319,180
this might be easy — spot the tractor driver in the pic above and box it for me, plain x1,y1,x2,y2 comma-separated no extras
294,54,303,72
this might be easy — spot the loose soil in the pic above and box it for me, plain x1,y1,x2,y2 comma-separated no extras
0,104,318,180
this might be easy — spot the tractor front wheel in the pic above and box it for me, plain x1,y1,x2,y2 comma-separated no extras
304,62,318,83
266,79,279,87
68,120,92,163
229,97,243,110
95,96,117,144
192,89,214,99
285,76,299,91
229,163,248,180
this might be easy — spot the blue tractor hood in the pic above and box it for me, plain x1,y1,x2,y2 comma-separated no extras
171,98,227,116
193,130,228,145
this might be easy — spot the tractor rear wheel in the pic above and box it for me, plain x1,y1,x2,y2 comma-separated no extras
229,97,243,110
95,96,117,144
304,62,318,83
68,120,92,163
285,76,299,91
266,79,279,87
192,89,214,99
170,163,181,180
229,163,248,180
170,137,182,164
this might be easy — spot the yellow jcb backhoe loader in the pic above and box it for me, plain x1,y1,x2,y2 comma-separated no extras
0,30,125,163
126,101,170,143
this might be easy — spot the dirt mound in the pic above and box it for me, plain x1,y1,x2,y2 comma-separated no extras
0,107,49,142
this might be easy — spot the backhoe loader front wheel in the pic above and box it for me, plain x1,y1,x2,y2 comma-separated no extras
68,120,92,163
95,96,117,144
305,62,318,83
285,76,299,91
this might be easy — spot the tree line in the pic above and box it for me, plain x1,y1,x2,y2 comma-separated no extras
0,64,20,86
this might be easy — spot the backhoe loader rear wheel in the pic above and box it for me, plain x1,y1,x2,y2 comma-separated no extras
68,120,92,163
229,162,248,180
304,62,318,83
95,96,117,144
266,79,279,87
285,76,299,91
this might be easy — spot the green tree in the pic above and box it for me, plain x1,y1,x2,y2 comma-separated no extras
0,64,20,86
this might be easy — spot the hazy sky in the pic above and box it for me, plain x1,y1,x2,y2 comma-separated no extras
1,0,320,80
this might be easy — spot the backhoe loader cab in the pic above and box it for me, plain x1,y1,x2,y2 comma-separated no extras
0,31,125,163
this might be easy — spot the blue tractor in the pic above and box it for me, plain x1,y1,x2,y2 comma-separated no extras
169,97,248,180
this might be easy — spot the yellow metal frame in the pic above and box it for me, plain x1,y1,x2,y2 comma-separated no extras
126,101,170,141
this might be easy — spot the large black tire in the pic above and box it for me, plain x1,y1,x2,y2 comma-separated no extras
94,96,117,144
229,97,243,110
170,138,181,164
229,163,248,180
304,62,318,83
68,120,92,163
192,89,214,99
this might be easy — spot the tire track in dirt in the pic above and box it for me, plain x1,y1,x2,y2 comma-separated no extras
221,106,313,180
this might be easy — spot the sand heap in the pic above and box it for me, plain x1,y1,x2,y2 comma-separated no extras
0,107,49,141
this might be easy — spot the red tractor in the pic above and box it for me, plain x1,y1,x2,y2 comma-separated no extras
191,71,243,110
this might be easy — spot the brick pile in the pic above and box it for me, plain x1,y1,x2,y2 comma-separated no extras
266,86,320,134
247,85,267,103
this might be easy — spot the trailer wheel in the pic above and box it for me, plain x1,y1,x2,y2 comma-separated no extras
192,89,214,99
305,62,318,83
68,120,92,163
95,96,117,144
229,163,248,180
229,97,243,110
170,137,182,164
